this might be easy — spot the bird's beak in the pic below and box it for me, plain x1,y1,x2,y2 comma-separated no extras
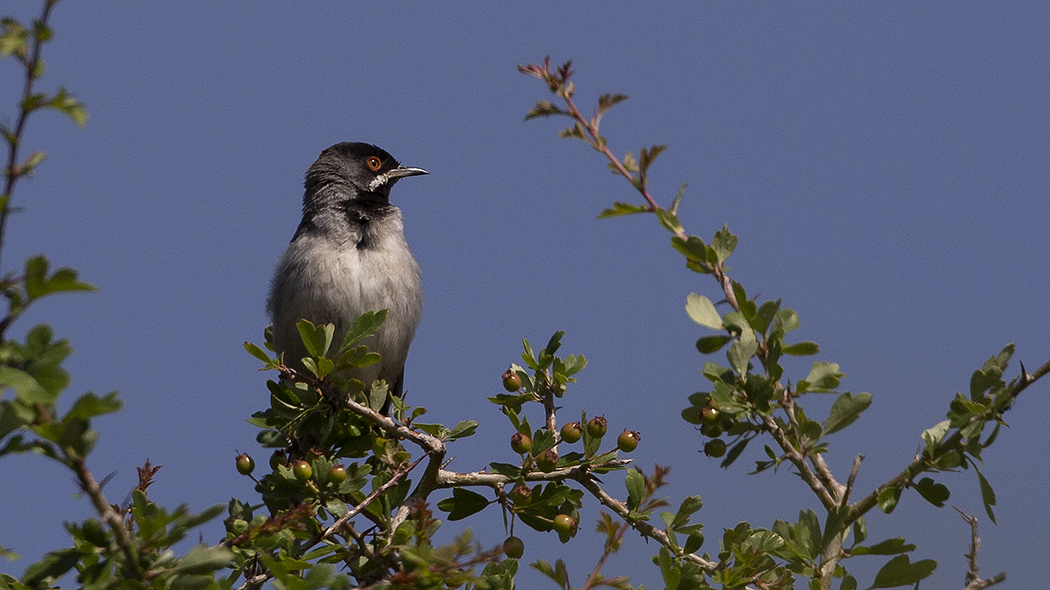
387,166,428,179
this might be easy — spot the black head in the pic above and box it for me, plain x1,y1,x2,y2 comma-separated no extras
303,142,427,207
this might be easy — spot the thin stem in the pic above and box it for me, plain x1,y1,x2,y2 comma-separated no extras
574,473,717,572
1,0,56,273
69,458,143,580
581,522,629,590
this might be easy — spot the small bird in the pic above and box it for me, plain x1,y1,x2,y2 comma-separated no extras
267,142,427,407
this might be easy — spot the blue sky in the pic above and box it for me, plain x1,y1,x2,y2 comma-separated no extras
2,2,1048,588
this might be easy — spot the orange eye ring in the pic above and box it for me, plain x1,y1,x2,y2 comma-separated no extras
366,156,382,171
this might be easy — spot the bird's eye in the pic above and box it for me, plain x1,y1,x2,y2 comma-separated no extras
366,156,382,171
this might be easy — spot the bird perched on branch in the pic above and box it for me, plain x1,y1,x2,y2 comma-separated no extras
267,142,426,408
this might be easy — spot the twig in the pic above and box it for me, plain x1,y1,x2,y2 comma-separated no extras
848,356,1050,524
318,453,427,543
843,455,864,506
69,458,142,579
954,507,1006,590
582,522,629,590
0,1,57,274
573,473,717,571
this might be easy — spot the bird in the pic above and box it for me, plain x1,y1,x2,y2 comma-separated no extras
267,142,426,410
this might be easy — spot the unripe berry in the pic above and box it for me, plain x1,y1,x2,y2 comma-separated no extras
701,405,720,424
536,449,559,472
704,439,727,458
617,430,641,452
269,450,287,471
552,514,576,535
328,464,347,485
235,453,255,475
503,535,525,558
560,421,583,443
700,422,722,438
510,432,532,454
502,369,522,392
509,484,533,504
292,460,313,482
587,415,608,438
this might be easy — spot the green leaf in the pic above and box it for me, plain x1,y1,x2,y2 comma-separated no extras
672,495,703,528
711,225,737,263
488,462,521,478
0,366,52,404
823,392,872,435
0,19,29,58
685,293,722,329
798,361,843,393
920,420,950,455
639,144,666,176
851,537,915,556
625,469,644,511
655,208,683,235
296,320,333,358
596,92,629,117
446,420,478,440
46,87,88,128
368,381,389,412
671,235,708,263
170,544,233,575
913,477,950,507
877,487,901,514
524,100,564,120
975,466,997,524
782,341,819,356
532,559,570,588
340,309,387,350
598,201,648,218
719,437,750,468
243,341,271,363
65,392,122,421
437,488,490,521
21,547,81,585
696,335,732,354
727,327,757,376
683,531,704,554
868,554,937,589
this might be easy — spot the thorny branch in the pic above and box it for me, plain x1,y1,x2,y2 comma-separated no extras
519,56,1050,589
954,508,1006,590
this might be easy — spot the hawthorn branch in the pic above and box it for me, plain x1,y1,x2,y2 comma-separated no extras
955,508,1006,590
573,473,717,572
760,414,837,510
69,458,143,580
1,0,59,274
848,356,1050,524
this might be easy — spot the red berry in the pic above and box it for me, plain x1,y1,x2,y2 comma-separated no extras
510,432,532,454
502,369,522,392
560,422,583,443
587,415,608,438
235,453,255,475
617,430,641,452
503,536,525,558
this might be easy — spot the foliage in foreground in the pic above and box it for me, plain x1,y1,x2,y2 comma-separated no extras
0,5,1044,590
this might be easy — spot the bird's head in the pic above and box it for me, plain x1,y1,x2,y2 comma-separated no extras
303,142,427,208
